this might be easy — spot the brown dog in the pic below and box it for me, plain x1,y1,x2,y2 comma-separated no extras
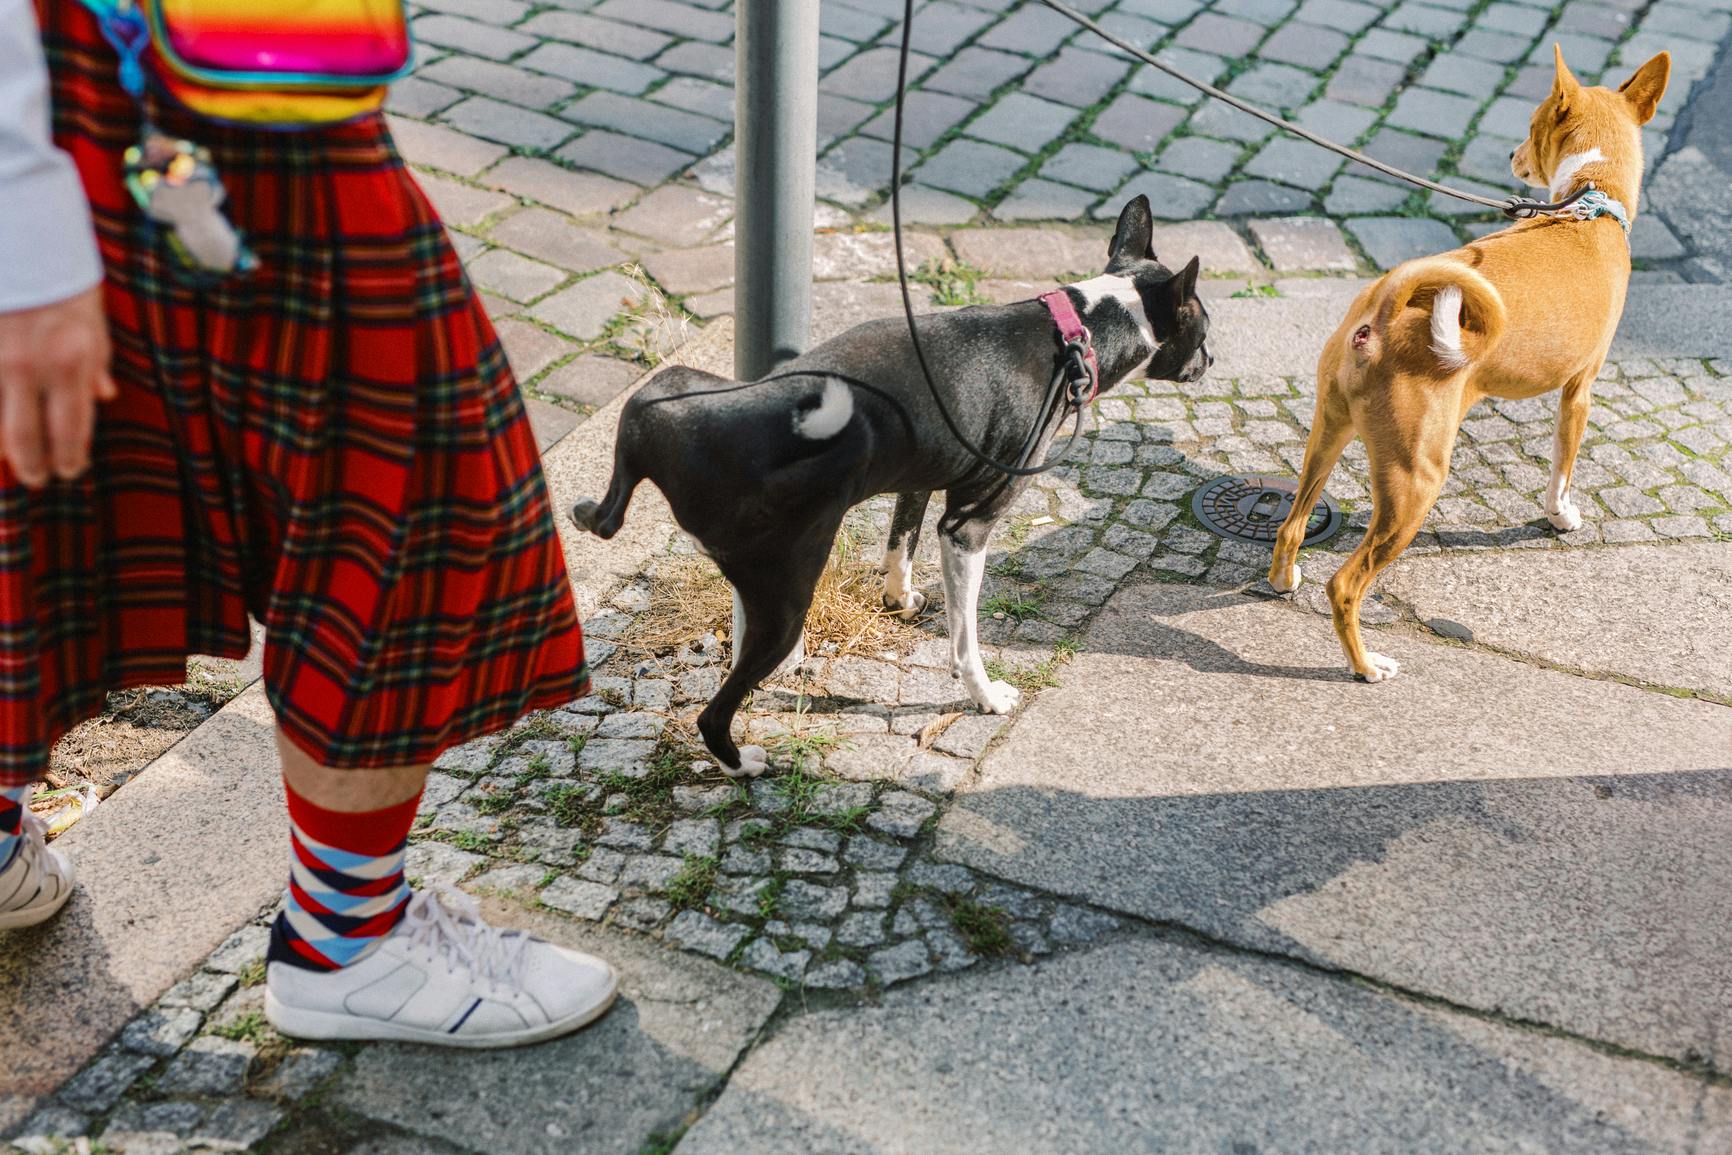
1264,45,1671,682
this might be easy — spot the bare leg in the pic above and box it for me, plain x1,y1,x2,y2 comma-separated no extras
941,523,1019,715
277,729,426,811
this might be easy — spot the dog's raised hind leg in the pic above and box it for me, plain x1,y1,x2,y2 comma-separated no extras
940,523,1020,715
1545,368,1596,533
570,440,641,540
881,491,931,619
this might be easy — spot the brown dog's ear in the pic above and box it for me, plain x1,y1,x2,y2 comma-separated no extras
1551,43,1580,114
1618,51,1671,124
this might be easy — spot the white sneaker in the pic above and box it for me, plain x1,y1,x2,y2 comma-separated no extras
0,813,76,930
264,884,618,1049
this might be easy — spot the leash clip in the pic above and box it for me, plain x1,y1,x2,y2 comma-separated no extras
1502,186,1592,220
1039,289,1100,407
1500,185,1628,233
1559,187,1606,220
1061,336,1098,407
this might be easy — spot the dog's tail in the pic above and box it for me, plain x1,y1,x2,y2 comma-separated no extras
1375,257,1506,374
570,429,641,541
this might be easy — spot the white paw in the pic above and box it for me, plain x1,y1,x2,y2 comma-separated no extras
1269,562,1302,593
721,744,769,779
973,679,1022,715
1355,652,1400,683
1547,500,1582,533
883,589,927,620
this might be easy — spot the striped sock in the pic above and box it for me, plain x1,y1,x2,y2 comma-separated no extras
0,785,27,872
267,783,422,972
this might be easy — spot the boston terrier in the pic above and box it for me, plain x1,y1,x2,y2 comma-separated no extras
571,196,1212,777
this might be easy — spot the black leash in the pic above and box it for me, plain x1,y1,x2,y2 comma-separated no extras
1030,0,1593,220
891,0,1091,478
884,0,1595,483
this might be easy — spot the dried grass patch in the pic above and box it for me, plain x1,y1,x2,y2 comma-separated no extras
619,528,924,661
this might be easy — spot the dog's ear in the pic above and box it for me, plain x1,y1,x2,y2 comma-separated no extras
1108,195,1154,264
1170,255,1200,301
1551,43,1580,115
1618,51,1671,124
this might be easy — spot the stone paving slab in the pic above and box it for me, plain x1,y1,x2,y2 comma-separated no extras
1378,541,1732,699
332,898,781,1155
543,319,733,619
1601,284,1732,362
391,0,1731,282
678,933,1732,1155
0,686,283,1133
937,581,1732,1064
1648,38,1732,281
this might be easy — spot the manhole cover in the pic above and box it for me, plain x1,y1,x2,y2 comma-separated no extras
1191,475,1342,547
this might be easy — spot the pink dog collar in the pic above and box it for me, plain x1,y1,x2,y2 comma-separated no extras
1038,288,1100,405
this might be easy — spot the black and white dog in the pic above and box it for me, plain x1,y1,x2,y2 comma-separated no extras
571,196,1212,776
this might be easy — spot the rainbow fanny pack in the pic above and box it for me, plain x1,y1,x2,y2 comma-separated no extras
74,0,414,283
80,0,413,129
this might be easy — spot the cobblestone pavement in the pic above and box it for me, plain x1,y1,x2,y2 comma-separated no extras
14,351,1728,1151
382,0,1732,434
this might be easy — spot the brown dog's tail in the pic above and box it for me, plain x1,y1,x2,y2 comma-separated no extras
1372,257,1506,375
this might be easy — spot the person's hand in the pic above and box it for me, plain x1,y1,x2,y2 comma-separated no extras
0,286,116,488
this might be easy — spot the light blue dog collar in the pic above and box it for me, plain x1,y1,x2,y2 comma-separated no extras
1548,184,1631,234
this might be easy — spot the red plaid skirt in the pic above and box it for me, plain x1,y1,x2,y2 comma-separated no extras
0,3,589,785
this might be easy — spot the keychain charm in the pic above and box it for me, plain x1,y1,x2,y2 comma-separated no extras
124,130,257,280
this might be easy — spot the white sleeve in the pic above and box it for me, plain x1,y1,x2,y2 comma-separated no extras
0,0,103,313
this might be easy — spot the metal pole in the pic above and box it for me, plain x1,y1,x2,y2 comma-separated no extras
734,0,818,380
732,0,818,673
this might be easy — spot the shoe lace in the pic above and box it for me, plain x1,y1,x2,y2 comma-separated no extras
4,813,68,893
400,884,530,992
14,813,66,881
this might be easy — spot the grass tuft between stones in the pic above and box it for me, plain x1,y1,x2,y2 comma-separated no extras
210,1011,272,1045
545,782,602,834
946,894,1017,958
637,1126,689,1155
911,258,992,306
755,874,787,920
664,854,719,910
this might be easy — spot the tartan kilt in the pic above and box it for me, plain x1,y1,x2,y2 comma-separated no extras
1,2,590,785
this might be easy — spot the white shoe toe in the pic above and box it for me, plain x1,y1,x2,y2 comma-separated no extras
525,942,619,1025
